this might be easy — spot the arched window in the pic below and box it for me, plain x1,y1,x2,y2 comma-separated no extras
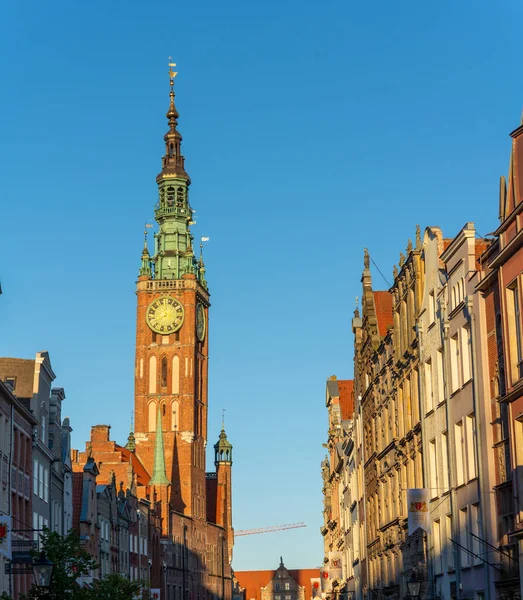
172,400,179,431
172,356,180,394
139,358,143,379
161,357,168,388
149,402,157,432
169,144,174,158
149,356,157,394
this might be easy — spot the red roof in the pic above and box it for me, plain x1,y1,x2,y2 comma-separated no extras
373,291,393,336
338,380,354,420
236,569,320,600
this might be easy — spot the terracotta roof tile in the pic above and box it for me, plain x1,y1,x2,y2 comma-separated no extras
373,291,393,337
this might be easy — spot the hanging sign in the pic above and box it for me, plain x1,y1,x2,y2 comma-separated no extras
407,488,430,535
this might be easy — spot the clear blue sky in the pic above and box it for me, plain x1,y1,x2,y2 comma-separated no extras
1,0,522,572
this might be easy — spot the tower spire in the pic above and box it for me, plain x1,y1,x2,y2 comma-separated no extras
148,403,170,486
157,59,189,183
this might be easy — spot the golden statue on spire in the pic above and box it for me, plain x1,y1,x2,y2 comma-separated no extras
168,57,178,86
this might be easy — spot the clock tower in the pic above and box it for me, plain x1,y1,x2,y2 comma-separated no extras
133,65,210,520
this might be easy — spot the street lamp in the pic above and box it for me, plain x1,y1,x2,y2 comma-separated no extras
32,551,54,588
407,579,421,600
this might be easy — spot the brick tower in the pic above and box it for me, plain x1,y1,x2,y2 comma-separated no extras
133,63,210,522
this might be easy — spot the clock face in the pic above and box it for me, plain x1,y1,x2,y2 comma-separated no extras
196,303,206,342
146,296,184,334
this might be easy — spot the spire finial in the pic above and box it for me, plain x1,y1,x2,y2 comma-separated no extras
222,408,226,430
168,57,178,88
364,248,370,270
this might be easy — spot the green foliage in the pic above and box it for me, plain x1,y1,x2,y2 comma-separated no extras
90,573,144,600
24,528,98,600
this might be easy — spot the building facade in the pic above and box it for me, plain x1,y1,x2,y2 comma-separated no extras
235,562,320,600
0,379,37,599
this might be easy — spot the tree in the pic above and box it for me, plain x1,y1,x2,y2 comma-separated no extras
25,528,98,600
90,573,144,600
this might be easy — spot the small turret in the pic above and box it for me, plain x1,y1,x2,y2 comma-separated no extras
214,426,233,465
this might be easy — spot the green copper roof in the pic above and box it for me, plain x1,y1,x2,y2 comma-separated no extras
138,79,208,290
148,404,170,486
214,427,233,464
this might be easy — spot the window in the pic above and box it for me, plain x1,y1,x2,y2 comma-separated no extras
433,519,442,574
507,282,523,382
465,414,477,480
441,432,449,492
149,356,157,393
172,400,179,431
44,468,49,502
161,357,168,388
39,463,44,498
4,377,16,391
172,356,180,394
446,514,455,570
436,347,445,404
459,507,469,567
429,439,438,499
149,402,157,432
424,359,433,412
33,458,38,495
450,334,460,393
461,324,472,383
455,421,465,486
428,290,435,323
471,504,481,565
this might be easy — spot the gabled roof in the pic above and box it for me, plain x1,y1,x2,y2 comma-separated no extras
373,291,393,337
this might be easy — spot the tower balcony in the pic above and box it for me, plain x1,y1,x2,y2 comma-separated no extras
154,205,191,220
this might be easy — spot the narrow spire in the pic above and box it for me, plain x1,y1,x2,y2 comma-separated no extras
139,223,152,277
157,59,189,183
126,411,136,451
148,404,170,486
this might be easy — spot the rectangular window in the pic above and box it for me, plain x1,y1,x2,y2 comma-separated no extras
441,432,449,492
455,421,465,486
285,584,290,591
33,458,38,495
44,468,49,503
429,439,438,498
429,290,435,324
446,514,455,570
436,347,445,404
459,507,469,568
465,414,477,480
39,463,44,499
450,334,460,393
434,519,442,574
425,359,433,413
461,324,472,384
471,504,481,565
507,282,523,382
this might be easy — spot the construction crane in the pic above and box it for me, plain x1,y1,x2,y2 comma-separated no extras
235,522,307,537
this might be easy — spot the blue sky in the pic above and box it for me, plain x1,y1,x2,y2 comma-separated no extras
1,0,522,572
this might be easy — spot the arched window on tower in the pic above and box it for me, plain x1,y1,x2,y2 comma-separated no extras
169,143,174,158
149,356,157,394
161,357,168,388
172,356,180,394
149,402,157,432
172,400,179,431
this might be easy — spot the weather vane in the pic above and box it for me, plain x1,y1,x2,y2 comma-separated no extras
168,57,178,87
